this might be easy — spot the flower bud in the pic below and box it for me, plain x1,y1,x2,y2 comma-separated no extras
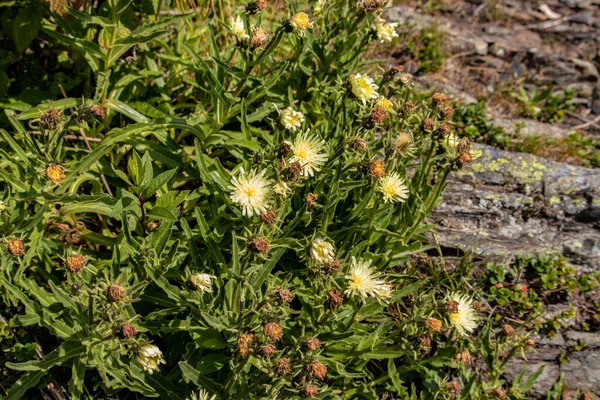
306,337,321,351
304,385,319,398
251,27,268,48
393,132,413,154
90,105,106,119
238,333,255,357
246,0,267,13
490,388,507,399
121,322,138,338
445,381,461,397
275,289,294,305
7,238,24,257
45,164,66,185
369,159,386,179
261,344,277,359
248,237,269,254
455,350,472,365
418,335,431,348
526,338,535,347
503,324,515,337
189,273,214,293
107,284,126,302
308,361,327,379
276,357,291,375
423,118,435,132
425,317,443,332
137,344,165,374
306,193,318,209
446,300,459,313
264,322,283,341
66,255,86,273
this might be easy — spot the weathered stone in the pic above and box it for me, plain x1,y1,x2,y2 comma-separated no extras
491,118,574,139
561,350,600,392
564,331,600,348
504,361,560,398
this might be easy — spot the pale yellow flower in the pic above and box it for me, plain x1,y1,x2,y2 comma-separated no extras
230,15,249,41
378,172,408,203
274,181,291,198
189,273,214,293
230,169,273,217
289,132,328,177
375,97,393,111
137,345,165,374
280,106,304,130
344,257,392,301
448,293,478,335
349,73,379,104
376,18,399,43
289,12,313,30
310,239,335,264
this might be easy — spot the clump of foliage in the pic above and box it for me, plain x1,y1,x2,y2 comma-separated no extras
508,86,575,123
397,23,446,74
0,0,582,399
514,132,600,168
453,101,510,148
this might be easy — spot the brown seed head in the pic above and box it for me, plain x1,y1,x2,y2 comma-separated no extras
446,300,459,314
418,335,431,348
304,385,319,398
349,137,368,152
264,322,283,341
238,333,255,357
423,118,435,132
90,105,106,119
121,322,138,338
457,137,472,154
261,344,277,359
438,123,452,136
278,140,292,158
251,27,268,48
107,284,126,302
385,65,405,80
309,361,328,379
473,301,483,313
393,132,413,154
526,338,535,347
426,317,443,332
287,161,303,180
445,381,461,397
358,0,385,12
276,357,291,375
399,74,413,85
401,101,415,112
370,107,388,125
45,164,66,185
260,210,277,227
306,193,318,209
455,350,472,365
582,393,593,400
328,289,344,310
442,105,455,119
458,152,473,164
249,237,269,254
369,159,386,179
306,337,321,351
7,238,24,257
247,0,267,13
66,255,86,273
503,324,515,337
432,93,448,105
490,387,507,399
41,109,61,130
326,259,341,274
275,289,294,305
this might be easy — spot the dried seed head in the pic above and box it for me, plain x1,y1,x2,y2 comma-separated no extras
423,118,435,132
264,322,283,341
445,381,461,397
399,74,413,85
275,289,294,305
306,193,318,209
458,152,473,164
401,101,415,112
441,105,455,119
261,344,277,359
502,324,515,337
526,338,535,347
393,132,413,153
473,301,483,313
247,0,267,13
260,210,277,227
45,164,66,185
286,161,303,180
328,289,344,310
369,159,386,179
278,140,292,158
418,335,431,348
90,105,106,119
425,317,443,332
370,107,388,125
276,357,291,375
438,123,452,136
66,255,86,273
326,259,341,274
357,0,386,12
306,337,321,351
40,108,61,130
384,65,404,80
431,92,448,105
7,238,24,257
446,300,459,313
581,393,593,400
457,137,472,154
349,137,368,152
490,388,507,399
107,284,126,302
251,27,268,48
248,237,269,254
309,361,327,379
121,322,138,339
455,350,472,365
238,333,255,357
304,385,319,398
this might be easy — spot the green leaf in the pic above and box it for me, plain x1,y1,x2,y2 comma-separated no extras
6,341,84,371
388,359,408,395
143,168,177,198
13,3,43,53
69,355,86,400
250,248,285,290
5,370,45,399
147,206,178,221
107,99,151,123
195,353,230,373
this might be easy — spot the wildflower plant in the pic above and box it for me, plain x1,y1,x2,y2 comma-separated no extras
0,0,550,399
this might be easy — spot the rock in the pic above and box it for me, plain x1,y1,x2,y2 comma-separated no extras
504,361,560,397
561,350,600,393
564,330,600,348
491,118,574,139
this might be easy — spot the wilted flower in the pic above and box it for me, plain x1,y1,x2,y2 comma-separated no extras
378,172,409,203
431,92,448,105
376,18,399,43
90,105,106,119
7,238,24,257
247,0,267,13
306,337,321,351
248,237,269,254
304,385,319,398
276,357,291,375
289,132,328,177
310,239,335,264
137,344,165,374
45,164,66,185
392,132,414,156
230,168,273,217
349,137,368,152
369,159,386,179
423,118,435,132
251,27,268,48
438,123,451,136
308,361,327,379
445,300,459,313
503,324,515,337
261,344,277,359
349,73,379,104
306,193,318,208
280,106,304,130
260,210,276,226
490,387,507,399
418,335,431,348
189,273,214,293
275,289,294,305
264,322,283,341
344,257,392,301
121,322,138,339
107,284,126,302
441,104,455,119
455,350,472,365
326,259,341,274
289,12,313,30
357,0,385,12
425,317,443,332
445,381,461,397
40,108,61,130
230,15,249,41
238,333,255,356
447,293,478,335
328,288,344,309
399,74,413,86
66,255,86,273
273,181,291,198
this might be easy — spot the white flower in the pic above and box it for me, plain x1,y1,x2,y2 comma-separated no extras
344,257,392,301
189,273,214,293
289,132,328,177
445,133,460,149
289,12,313,30
310,239,335,264
376,18,399,43
378,172,408,203
230,168,273,217
280,106,305,130
349,73,379,104
274,181,291,198
0,200,5,212
188,390,217,400
137,344,166,374
448,293,478,336
230,15,249,41
375,97,393,111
